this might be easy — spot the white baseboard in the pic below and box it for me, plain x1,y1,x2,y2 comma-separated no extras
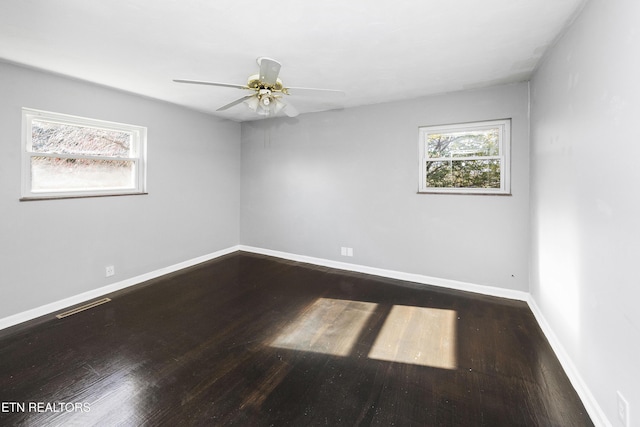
239,245,529,301
527,296,611,427
0,245,240,331
240,245,610,427
0,244,609,426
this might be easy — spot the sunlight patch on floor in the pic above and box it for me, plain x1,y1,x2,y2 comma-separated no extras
270,298,378,356
368,305,457,369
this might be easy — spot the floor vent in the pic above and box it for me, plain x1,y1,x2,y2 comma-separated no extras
56,298,111,319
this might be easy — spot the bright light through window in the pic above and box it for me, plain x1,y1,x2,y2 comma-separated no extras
21,108,147,200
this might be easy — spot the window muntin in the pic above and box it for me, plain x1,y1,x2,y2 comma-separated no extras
22,108,147,199
418,119,510,194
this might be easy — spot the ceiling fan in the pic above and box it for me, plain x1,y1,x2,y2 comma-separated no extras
173,57,345,118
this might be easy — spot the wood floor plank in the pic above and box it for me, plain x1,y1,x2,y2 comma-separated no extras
0,252,593,426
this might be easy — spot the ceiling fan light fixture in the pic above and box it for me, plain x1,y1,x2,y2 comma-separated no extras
273,98,287,115
250,95,271,116
244,96,260,112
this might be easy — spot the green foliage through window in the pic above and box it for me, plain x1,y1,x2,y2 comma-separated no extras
426,159,501,188
419,120,510,194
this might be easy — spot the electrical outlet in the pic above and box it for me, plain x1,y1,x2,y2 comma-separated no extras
617,391,629,427
105,265,115,277
340,247,354,257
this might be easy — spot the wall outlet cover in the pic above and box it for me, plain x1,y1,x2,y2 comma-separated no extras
617,390,629,427
105,265,115,277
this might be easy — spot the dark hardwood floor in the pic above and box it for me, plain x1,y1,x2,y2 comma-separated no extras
0,252,593,426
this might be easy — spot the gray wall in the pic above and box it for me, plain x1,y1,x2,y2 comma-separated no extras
530,0,640,422
0,61,241,319
241,83,530,291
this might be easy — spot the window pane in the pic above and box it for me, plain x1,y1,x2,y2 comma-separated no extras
427,128,500,158
426,159,501,189
32,120,131,157
31,157,135,192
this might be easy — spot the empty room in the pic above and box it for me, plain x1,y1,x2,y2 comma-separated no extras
0,0,637,425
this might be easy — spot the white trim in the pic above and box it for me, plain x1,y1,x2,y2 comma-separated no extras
0,244,610,426
0,245,240,331
239,245,529,301
526,296,611,427
239,245,610,426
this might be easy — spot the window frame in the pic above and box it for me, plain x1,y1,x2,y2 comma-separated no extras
418,119,511,195
21,108,147,200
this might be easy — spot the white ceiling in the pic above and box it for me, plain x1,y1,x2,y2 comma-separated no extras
0,0,585,122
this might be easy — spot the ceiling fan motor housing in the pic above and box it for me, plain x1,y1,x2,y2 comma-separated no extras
247,74,284,92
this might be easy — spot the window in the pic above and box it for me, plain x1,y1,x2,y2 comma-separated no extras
21,108,147,200
418,119,511,195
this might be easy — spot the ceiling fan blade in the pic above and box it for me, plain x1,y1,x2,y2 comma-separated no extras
173,79,250,90
283,87,346,98
257,57,281,87
217,94,256,111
